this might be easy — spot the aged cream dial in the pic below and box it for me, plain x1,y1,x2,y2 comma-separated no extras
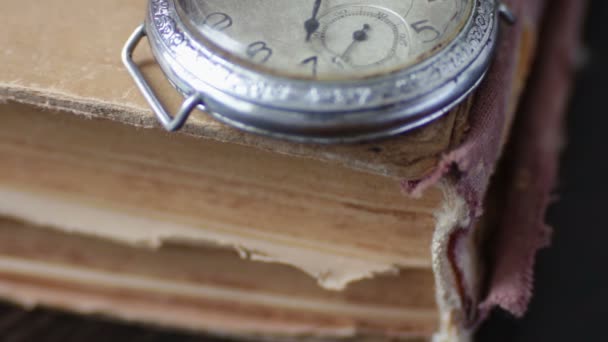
177,0,473,80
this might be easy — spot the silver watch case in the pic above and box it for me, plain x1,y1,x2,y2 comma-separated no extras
123,0,508,143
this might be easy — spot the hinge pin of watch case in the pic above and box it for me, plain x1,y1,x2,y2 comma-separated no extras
498,3,517,25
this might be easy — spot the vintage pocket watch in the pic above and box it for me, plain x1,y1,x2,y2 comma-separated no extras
124,0,515,143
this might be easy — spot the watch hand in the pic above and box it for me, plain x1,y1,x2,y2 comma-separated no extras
304,0,323,41
333,24,371,65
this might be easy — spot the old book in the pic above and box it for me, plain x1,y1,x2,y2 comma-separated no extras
0,0,584,341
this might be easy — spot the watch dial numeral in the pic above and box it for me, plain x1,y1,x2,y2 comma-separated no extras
203,12,233,31
411,20,441,42
247,41,273,63
301,56,319,77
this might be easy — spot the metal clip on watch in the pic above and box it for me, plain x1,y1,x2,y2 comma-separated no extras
123,0,515,143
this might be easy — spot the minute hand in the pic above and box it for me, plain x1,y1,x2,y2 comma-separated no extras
304,0,322,41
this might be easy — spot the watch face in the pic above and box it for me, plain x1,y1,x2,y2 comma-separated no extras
176,0,473,80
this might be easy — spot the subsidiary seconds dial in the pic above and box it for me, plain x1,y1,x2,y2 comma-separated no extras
311,5,410,70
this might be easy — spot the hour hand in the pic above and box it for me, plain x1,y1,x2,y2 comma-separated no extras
304,0,322,41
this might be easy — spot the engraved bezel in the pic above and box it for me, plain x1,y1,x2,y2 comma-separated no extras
143,0,499,143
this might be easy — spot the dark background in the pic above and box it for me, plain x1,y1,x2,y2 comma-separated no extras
0,1,606,341
477,0,608,340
